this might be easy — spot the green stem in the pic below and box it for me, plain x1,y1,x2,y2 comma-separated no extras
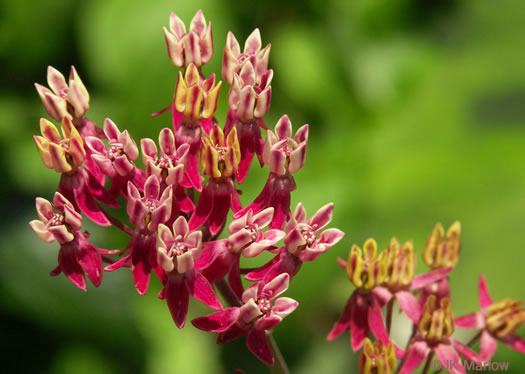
422,352,434,374
99,206,133,236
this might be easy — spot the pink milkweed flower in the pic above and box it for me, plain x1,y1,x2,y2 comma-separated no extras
35,66,89,122
374,238,453,324
29,193,115,291
86,118,145,197
455,275,525,360
222,29,271,85
235,115,308,229
196,208,285,298
399,295,479,374
246,203,344,283
225,63,273,184
188,125,242,236
156,216,222,328
106,176,173,295
326,239,393,353
192,274,298,365
163,10,213,69
35,117,118,226
141,128,190,186
126,176,173,233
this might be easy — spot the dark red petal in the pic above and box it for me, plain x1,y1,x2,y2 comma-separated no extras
217,323,249,344
326,293,353,341
191,307,240,332
84,166,119,208
186,270,223,310
75,238,103,287
166,273,190,328
188,181,215,231
501,334,525,354
228,256,244,299
58,245,86,291
208,182,233,236
132,258,151,296
245,253,280,281
350,293,369,351
247,329,273,365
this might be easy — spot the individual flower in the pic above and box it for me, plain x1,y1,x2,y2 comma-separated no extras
246,202,344,283
141,128,190,186
377,238,452,324
196,208,284,297
222,29,271,85
228,62,272,122
29,193,115,291
188,125,242,236
358,338,397,374
34,117,85,174
399,295,478,374
163,10,213,68
35,66,89,122
327,239,391,352
174,63,222,121
126,176,173,233
192,274,298,365
29,192,82,245
157,217,222,328
235,115,308,229
455,275,525,360
86,118,145,196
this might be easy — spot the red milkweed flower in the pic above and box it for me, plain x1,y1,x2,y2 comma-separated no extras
29,193,115,291
156,216,222,328
455,275,525,360
192,274,298,365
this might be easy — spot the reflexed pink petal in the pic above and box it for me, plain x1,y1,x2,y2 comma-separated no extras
480,330,498,360
185,270,222,310
272,297,298,319
217,323,248,345
450,338,482,362
166,273,189,328
396,290,421,323
104,253,132,272
398,341,429,374
58,246,87,291
327,295,353,341
83,167,119,208
245,254,280,281
478,275,493,311
350,293,369,351
228,256,244,299
336,257,347,271
455,312,484,329
501,334,525,354
188,181,215,231
247,329,273,365
68,178,111,226
434,344,465,374
368,299,390,345
76,239,103,287
208,182,233,236
254,315,281,331
192,307,240,332
411,267,453,289
263,273,290,299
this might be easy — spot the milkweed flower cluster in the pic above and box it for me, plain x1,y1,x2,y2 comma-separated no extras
29,9,345,369
328,222,525,374
28,10,523,373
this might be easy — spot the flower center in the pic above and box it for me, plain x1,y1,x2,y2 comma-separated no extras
167,236,191,257
300,227,316,246
155,154,178,169
257,297,272,315
107,144,124,161
143,199,159,212
485,298,525,339
48,212,65,227
244,223,261,242
57,87,69,99
278,142,293,156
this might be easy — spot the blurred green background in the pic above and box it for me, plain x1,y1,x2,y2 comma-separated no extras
1,0,524,372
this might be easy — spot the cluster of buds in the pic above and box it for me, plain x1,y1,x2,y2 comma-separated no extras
29,10,344,370
328,223,525,374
